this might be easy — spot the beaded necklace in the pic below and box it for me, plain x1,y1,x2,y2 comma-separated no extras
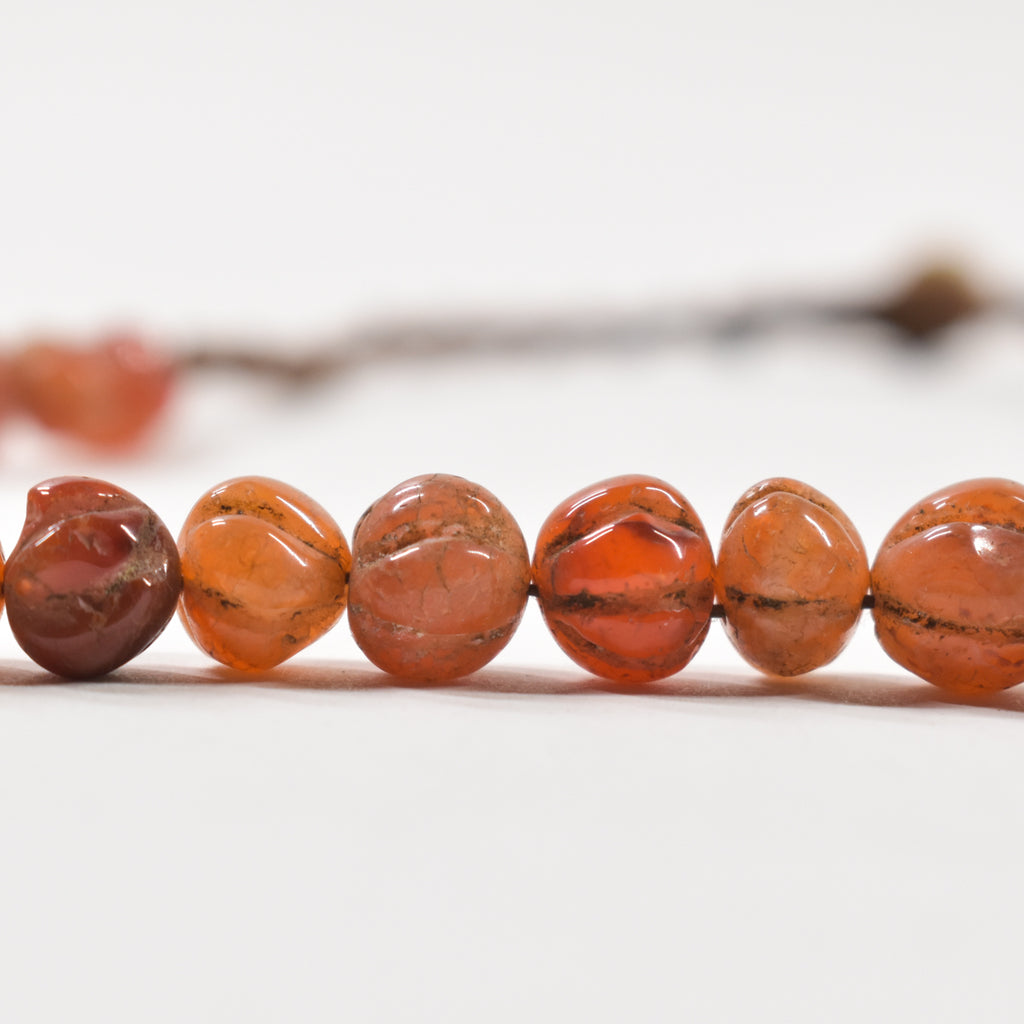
0,262,1019,693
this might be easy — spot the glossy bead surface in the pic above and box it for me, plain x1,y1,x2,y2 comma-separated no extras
4,478,181,678
348,474,530,681
872,478,1024,691
178,477,351,671
11,334,175,448
533,475,714,683
717,478,869,676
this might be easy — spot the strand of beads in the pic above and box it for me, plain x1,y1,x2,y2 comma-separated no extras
0,473,1021,693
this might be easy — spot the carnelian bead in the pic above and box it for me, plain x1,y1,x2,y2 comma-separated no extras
11,334,175,448
348,474,530,681
872,478,1024,691
532,475,715,683
178,477,351,671
4,477,181,678
717,478,869,676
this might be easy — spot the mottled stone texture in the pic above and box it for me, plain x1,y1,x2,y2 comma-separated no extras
872,478,1024,691
348,474,530,681
4,477,181,678
178,477,351,670
532,475,714,683
717,478,869,676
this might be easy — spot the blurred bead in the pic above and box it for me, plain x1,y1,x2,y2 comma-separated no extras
717,478,869,676
879,261,985,341
533,475,714,683
178,477,351,670
12,334,175,448
4,477,181,678
0,355,21,421
348,474,530,681
872,478,1024,691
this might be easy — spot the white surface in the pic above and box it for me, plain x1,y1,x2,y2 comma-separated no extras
1,1,1023,1021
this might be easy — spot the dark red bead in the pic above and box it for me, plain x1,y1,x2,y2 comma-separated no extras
4,478,182,678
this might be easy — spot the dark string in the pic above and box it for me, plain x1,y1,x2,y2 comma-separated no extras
176,263,998,383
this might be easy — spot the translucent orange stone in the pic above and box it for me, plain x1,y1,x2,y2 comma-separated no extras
532,475,714,683
717,478,869,676
348,474,530,681
872,478,1024,691
178,477,351,671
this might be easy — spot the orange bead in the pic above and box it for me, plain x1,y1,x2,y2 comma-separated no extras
717,478,869,676
348,474,530,681
872,478,1024,691
12,334,175,448
178,477,351,670
533,475,714,683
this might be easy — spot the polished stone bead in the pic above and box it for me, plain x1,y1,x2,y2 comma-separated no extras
532,475,714,683
872,478,1024,691
178,477,351,671
717,478,869,676
4,478,181,678
348,474,530,681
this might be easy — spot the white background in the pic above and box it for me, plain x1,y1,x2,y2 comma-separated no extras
1,1,1023,1020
